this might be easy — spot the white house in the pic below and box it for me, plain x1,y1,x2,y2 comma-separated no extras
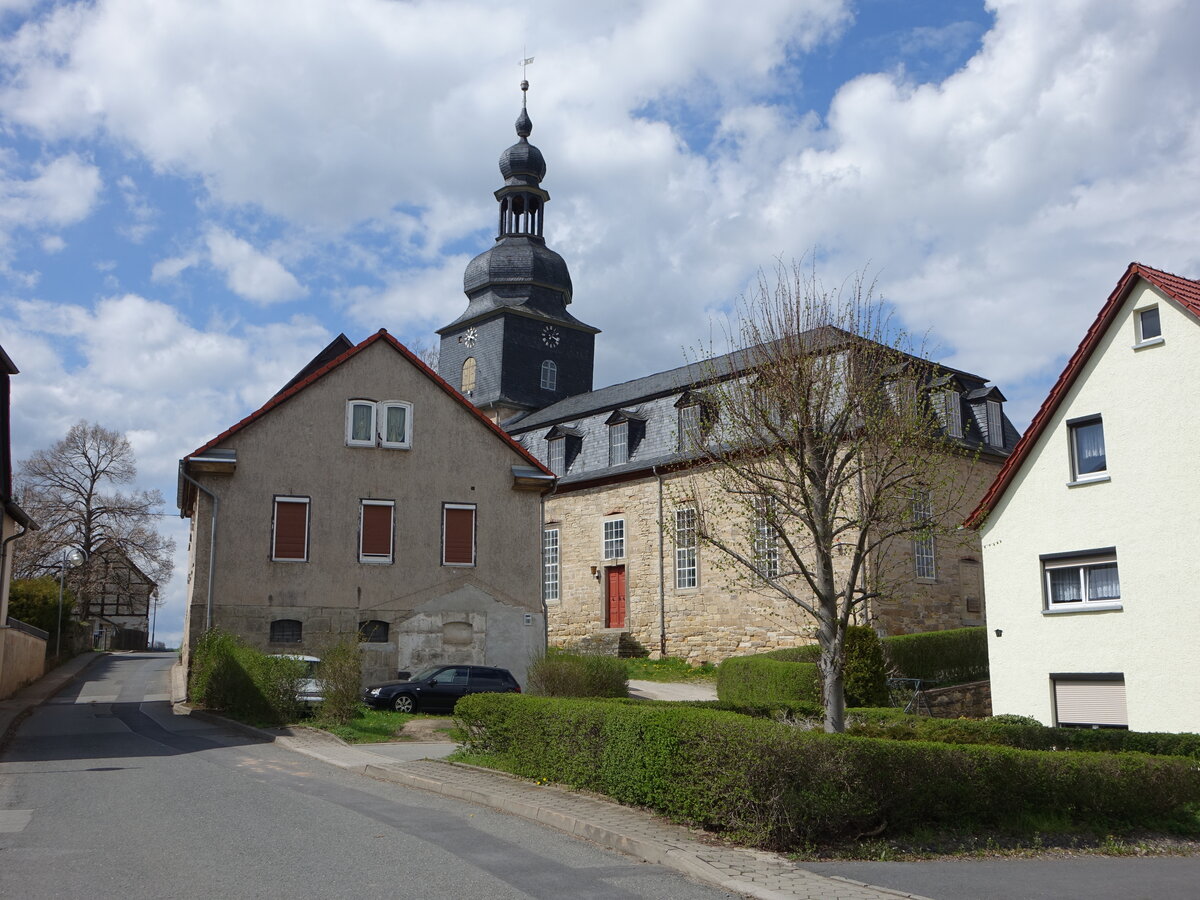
968,262,1200,733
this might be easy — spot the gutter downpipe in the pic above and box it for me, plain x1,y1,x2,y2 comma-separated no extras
178,461,219,631
0,517,32,620
653,465,666,657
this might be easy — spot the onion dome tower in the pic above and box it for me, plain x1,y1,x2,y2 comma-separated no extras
437,80,599,424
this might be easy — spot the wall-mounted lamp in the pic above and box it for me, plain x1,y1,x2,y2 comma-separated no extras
994,628,1003,638
590,565,600,580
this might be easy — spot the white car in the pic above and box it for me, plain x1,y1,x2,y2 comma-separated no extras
272,654,323,706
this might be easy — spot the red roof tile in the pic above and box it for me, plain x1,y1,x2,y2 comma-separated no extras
966,262,1200,528
185,329,551,476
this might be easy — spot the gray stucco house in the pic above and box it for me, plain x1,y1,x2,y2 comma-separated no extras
177,330,553,687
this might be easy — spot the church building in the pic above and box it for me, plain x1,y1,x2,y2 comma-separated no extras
437,85,1018,662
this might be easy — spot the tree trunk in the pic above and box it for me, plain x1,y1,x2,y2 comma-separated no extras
822,660,846,733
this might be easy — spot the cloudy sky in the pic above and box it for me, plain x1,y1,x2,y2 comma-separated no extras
3,0,1198,647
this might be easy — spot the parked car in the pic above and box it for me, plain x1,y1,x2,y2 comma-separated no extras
272,654,322,706
362,664,520,713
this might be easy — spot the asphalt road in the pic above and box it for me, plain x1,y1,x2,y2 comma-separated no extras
0,653,735,900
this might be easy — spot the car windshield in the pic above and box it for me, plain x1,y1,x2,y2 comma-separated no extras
410,667,445,683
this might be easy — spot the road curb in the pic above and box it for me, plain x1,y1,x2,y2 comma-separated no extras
0,652,106,753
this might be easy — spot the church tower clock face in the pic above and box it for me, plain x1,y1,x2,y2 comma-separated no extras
462,327,478,348
541,325,560,348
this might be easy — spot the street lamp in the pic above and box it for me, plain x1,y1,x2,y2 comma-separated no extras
55,548,86,658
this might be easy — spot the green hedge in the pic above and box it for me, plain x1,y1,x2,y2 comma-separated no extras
188,629,306,726
716,656,821,706
526,649,629,698
847,710,1200,759
456,693,1200,848
883,627,988,683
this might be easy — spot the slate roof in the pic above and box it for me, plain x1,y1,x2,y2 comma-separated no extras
966,262,1200,528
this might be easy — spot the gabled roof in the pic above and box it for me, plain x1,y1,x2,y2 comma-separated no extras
182,330,551,503
966,262,1200,528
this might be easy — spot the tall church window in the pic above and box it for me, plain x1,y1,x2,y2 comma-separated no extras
461,357,476,395
540,360,557,391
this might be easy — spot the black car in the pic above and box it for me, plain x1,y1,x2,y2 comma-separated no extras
362,664,520,713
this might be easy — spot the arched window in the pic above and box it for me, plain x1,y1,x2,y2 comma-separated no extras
540,360,557,391
269,619,302,643
358,620,389,643
461,357,477,395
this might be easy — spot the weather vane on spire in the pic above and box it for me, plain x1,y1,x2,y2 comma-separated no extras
520,49,534,97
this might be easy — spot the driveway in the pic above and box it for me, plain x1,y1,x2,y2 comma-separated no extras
627,679,717,701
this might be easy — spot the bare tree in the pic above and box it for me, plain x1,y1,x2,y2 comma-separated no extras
684,262,978,733
14,422,174,610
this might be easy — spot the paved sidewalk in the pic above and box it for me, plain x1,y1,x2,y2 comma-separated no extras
628,678,718,701
179,710,931,900
0,651,102,748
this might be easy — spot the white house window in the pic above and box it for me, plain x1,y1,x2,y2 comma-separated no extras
912,489,935,579
1069,416,1106,479
677,403,702,451
543,527,560,602
752,496,779,579
603,518,625,560
985,399,1003,448
380,401,411,449
346,400,411,449
674,506,698,589
608,421,629,466
547,437,565,476
346,400,376,447
540,360,557,391
1043,551,1121,610
1137,307,1161,342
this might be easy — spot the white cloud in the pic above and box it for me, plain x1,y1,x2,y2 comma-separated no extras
151,251,199,282
40,234,65,253
0,153,102,254
204,227,307,304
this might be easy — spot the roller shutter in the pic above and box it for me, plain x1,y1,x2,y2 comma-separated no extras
1054,677,1127,728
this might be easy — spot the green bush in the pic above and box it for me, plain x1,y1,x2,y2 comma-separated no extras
315,636,363,725
842,625,889,707
188,629,306,726
883,626,988,684
8,577,74,635
715,656,821,706
846,710,1200,759
526,649,629,698
456,693,1200,849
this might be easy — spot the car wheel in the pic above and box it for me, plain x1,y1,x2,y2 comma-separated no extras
393,694,417,713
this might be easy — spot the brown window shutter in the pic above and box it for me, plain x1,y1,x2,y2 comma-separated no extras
444,506,475,565
274,500,308,560
361,503,392,558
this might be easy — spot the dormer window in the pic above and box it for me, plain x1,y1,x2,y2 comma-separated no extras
608,421,628,465
542,424,583,476
540,360,557,391
940,391,963,438
985,400,1003,448
674,390,713,452
547,437,565,475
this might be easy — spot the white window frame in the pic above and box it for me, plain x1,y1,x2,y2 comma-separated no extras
1068,415,1107,482
379,400,412,450
540,360,557,391
543,527,560,602
547,437,565,476
603,518,625,561
442,503,477,567
985,399,1003,448
1042,551,1121,612
346,400,376,447
608,421,629,466
912,489,935,580
752,496,779,580
271,496,310,563
677,403,701,451
674,506,698,589
1136,306,1162,344
359,499,395,564
940,391,963,439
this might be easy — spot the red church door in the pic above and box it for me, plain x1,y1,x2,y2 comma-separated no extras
605,566,627,629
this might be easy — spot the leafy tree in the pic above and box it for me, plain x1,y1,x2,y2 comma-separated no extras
14,421,174,611
684,261,980,732
7,576,75,635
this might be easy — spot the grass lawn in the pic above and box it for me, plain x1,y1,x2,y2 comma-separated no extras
621,657,716,682
303,706,452,743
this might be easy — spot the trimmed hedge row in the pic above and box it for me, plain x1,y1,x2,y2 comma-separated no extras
716,656,821,706
456,693,1200,848
882,626,989,683
846,709,1200,759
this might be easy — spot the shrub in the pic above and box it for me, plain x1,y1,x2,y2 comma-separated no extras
188,629,306,726
315,636,363,725
842,625,889,707
526,649,629,698
7,577,74,635
456,693,1200,849
715,656,821,706
883,626,988,684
